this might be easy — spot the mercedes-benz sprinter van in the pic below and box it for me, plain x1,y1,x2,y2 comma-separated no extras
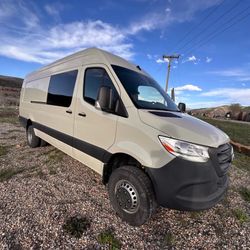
19,48,233,226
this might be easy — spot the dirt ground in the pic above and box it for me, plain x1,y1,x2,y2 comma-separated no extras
0,120,249,249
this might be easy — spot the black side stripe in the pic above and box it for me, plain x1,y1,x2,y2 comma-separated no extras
32,121,112,163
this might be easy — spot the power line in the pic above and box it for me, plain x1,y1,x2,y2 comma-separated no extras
177,0,242,53
184,11,250,55
181,4,250,55
183,9,250,56
171,0,225,53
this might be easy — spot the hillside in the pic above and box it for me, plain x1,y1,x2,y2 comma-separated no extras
191,105,250,113
191,105,250,121
0,75,23,106
0,75,23,89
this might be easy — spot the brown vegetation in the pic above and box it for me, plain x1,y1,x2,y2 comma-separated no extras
191,104,250,122
0,75,22,107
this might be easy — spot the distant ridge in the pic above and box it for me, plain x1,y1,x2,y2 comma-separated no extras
191,105,250,113
0,75,23,89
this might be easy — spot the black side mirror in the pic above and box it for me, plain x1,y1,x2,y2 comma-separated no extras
178,102,186,112
95,86,113,111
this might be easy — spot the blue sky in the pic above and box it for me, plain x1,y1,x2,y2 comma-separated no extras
0,0,250,108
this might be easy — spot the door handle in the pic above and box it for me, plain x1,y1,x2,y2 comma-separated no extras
66,110,72,114
78,112,86,117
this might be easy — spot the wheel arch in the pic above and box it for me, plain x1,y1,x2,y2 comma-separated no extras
26,119,32,130
103,152,146,184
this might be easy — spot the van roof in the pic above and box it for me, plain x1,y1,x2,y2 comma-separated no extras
25,48,147,82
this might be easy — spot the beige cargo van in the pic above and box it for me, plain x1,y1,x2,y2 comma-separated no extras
19,48,233,226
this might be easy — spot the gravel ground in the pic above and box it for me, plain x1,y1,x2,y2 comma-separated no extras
0,121,249,249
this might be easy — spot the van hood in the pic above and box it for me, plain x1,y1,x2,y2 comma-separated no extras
138,110,229,148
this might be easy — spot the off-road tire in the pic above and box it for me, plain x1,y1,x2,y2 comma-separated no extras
108,165,157,226
27,125,40,148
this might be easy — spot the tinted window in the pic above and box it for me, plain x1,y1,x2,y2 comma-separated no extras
112,65,179,112
84,68,118,106
47,70,78,107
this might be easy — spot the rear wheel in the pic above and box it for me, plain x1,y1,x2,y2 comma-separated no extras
40,139,48,147
27,125,40,148
108,165,156,226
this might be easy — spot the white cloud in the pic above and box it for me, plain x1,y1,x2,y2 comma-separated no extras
0,0,222,64
182,55,198,64
125,0,221,35
175,84,202,91
173,0,222,22
208,68,250,82
201,87,250,98
238,77,250,81
0,0,39,29
48,21,127,49
156,58,168,64
45,5,56,15
126,12,170,35
206,57,212,63
188,55,196,61
200,88,250,106
209,69,245,77
0,0,15,19
160,30,165,39
0,1,136,64
174,86,250,109
44,3,64,21
0,17,134,63
147,54,153,59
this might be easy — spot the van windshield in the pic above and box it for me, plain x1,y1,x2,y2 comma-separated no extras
112,65,179,112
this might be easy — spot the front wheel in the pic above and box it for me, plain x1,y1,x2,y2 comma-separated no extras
108,165,157,226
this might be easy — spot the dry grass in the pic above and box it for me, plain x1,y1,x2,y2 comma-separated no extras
198,116,250,145
0,167,25,182
0,117,249,249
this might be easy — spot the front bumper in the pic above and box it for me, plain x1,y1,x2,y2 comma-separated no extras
146,143,232,211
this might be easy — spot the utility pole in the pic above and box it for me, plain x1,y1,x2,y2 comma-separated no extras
171,88,175,102
163,54,180,93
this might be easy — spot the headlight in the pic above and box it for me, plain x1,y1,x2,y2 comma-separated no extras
159,136,209,162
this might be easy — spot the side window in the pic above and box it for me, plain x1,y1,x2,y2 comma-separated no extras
83,68,118,106
47,70,78,107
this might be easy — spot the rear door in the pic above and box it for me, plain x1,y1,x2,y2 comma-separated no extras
73,65,120,173
33,69,78,156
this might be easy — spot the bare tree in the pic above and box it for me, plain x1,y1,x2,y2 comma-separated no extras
230,103,241,113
